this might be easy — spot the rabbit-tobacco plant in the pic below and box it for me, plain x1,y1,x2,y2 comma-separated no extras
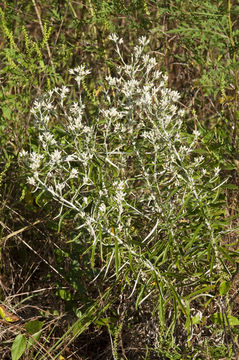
21,35,228,347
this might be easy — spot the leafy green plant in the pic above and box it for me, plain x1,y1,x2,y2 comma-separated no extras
11,321,44,360
2,0,239,358
20,34,236,358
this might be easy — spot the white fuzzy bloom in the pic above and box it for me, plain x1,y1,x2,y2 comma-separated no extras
134,45,144,60
50,149,62,164
39,132,56,146
109,33,119,42
55,182,65,193
193,130,200,138
160,97,169,108
19,149,28,157
214,166,220,177
147,57,157,71
162,74,168,82
70,102,82,115
122,79,140,97
101,107,125,119
69,168,78,179
138,91,152,106
45,101,54,111
170,90,180,102
178,109,185,117
153,70,162,79
99,203,106,214
82,126,91,134
48,89,54,97
106,76,118,86
60,85,70,99
65,154,76,162
138,36,149,47
169,105,177,114
27,176,36,186
29,152,44,170
83,176,90,184
115,190,125,203
32,100,42,110
73,116,83,130
69,65,91,78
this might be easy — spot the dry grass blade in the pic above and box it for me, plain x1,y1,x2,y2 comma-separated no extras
0,220,41,242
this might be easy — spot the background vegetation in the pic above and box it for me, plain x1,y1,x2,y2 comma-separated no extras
1,0,239,359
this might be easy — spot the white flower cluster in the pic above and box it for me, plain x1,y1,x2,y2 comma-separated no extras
20,34,225,279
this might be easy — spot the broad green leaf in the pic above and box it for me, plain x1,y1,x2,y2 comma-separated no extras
25,320,43,348
212,313,239,326
57,289,72,301
219,281,231,296
227,315,239,326
25,320,43,335
11,334,26,360
2,105,11,120
192,313,204,325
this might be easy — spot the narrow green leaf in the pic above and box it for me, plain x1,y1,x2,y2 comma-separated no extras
135,285,145,310
90,241,97,268
221,184,238,190
170,286,186,315
115,238,119,277
184,285,215,301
